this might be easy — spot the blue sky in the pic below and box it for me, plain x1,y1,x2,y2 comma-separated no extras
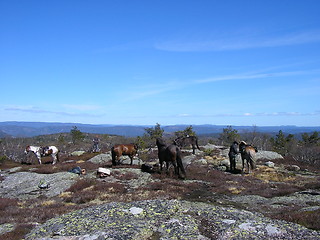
1,0,319,126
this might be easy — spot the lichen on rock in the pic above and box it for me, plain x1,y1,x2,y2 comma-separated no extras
26,199,320,240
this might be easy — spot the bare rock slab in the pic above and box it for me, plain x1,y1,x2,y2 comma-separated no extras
26,199,320,240
0,172,79,200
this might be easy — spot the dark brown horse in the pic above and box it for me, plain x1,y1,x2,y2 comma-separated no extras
111,144,138,166
239,141,258,174
174,135,200,154
156,138,186,179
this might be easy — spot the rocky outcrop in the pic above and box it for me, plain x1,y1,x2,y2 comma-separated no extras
88,152,142,165
26,199,320,240
0,172,80,200
88,153,112,164
229,191,320,214
0,145,318,239
256,150,283,160
220,148,283,161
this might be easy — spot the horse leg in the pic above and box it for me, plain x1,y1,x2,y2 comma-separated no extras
160,160,163,172
241,157,245,173
36,153,42,164
229,157,234,172
192,144,195,154
130,155,133,165
111,150,117,166
52,154,57,165
166,161,170,175
172,160,178,176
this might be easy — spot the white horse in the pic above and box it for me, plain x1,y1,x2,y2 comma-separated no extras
25,145,59,164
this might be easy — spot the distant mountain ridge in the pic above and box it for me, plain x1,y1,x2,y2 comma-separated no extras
0,121,319,138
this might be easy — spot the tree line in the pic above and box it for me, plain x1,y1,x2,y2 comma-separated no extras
0,124,319,167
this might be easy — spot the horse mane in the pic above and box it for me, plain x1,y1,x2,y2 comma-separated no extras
240,141,247,145
239,141,258,152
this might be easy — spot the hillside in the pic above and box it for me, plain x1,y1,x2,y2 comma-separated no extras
0,121,319,137
0,142,319,239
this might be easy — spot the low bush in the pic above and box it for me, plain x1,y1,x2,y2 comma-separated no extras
66,179,96,192
271,209,320,230
0,224,34,240
0,198,18,212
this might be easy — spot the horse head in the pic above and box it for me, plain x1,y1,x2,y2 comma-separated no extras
156,138,166,148
133,143,139,150
238,141,246,153
25,146,31,154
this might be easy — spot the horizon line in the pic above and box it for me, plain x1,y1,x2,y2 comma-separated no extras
0,121,319,128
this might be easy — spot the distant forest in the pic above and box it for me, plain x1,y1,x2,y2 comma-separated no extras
0,121,319,138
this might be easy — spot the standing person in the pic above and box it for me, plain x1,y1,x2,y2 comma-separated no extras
92,136,100,153
228,141,239,172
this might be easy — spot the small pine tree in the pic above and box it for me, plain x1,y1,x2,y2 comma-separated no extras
174,125,196,138
301,131,320,146
219,126,240,146
70,126,85,144
270,130,296,156
58,134,65,144
144,123,164,140
142,123,164,148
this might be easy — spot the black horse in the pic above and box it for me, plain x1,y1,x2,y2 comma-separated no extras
156,138,186,179
174,135,200,154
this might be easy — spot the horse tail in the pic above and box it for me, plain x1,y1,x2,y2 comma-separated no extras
176,147,186,179
56,151,59,162
249,153,256,170
195,138,200,150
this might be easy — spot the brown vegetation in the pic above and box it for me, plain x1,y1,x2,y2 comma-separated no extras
0,130,319,239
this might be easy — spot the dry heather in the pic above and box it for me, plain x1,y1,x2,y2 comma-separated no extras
0,151,320,239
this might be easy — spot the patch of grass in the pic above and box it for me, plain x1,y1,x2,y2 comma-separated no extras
0,197,82,238
142,179,202,200
270,156,319,172
0,224,34,240
32,160,101,174
0,159,21,170
93,181,127,193
271,209,320,230
66,179,96,192
202,148,220,156
0,198,18,211
253,166,297,183
113,171,139,180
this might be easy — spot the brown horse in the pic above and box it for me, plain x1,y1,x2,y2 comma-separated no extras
239,141,258,174
111,144,138,166
156,138,186,179
174,135,200,154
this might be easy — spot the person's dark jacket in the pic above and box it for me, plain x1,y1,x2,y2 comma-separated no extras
228,142,239,158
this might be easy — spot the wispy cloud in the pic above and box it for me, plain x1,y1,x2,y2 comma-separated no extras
155,30,320,52
62,104,102,111
173,111,320,118
5,106,102,118
117,81,182,102
195,69,318,84
115,68,319,103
